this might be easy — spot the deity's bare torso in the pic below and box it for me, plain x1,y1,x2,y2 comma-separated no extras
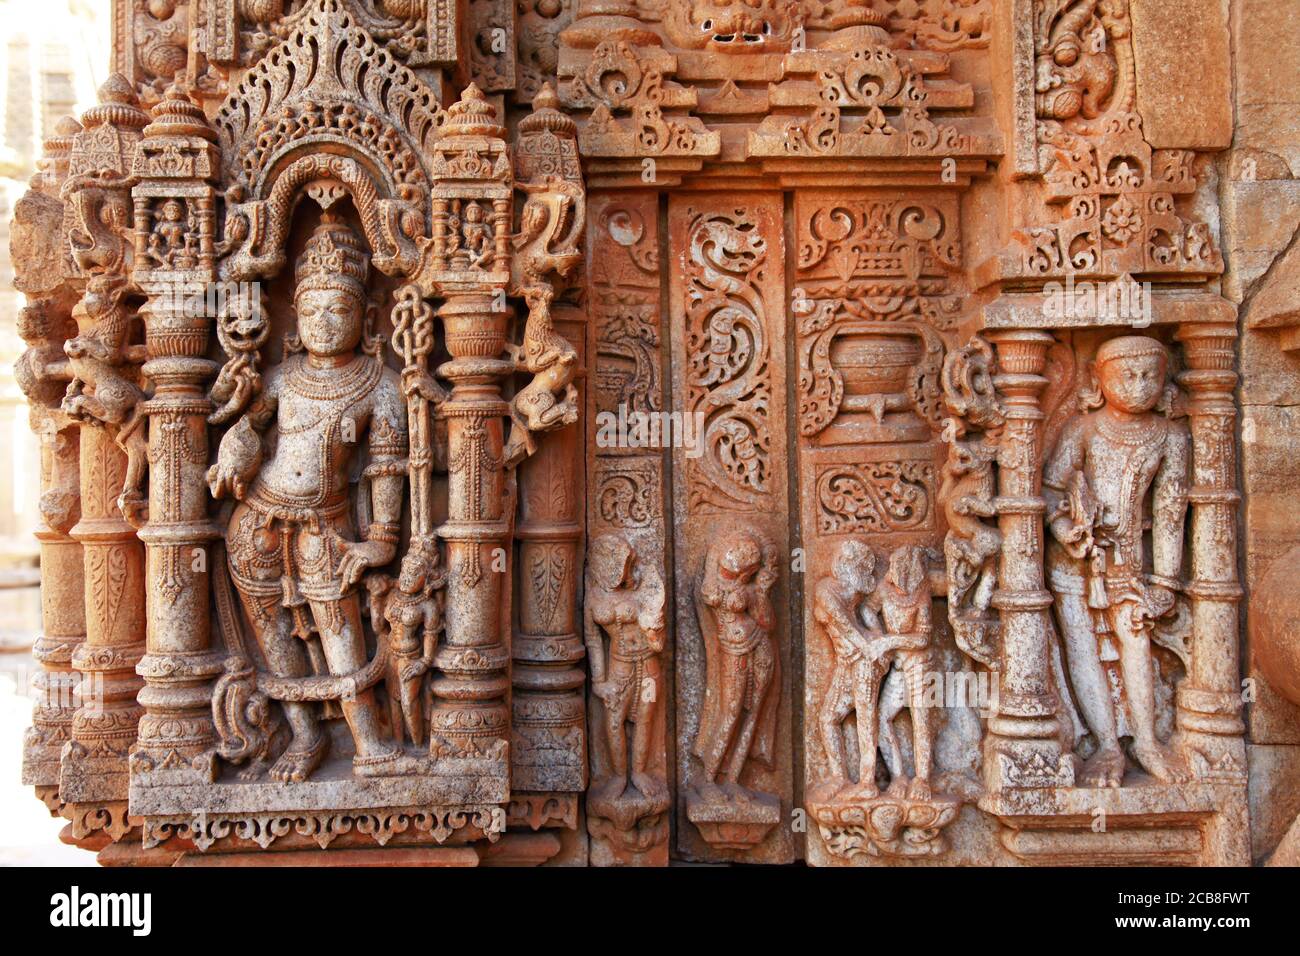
252,353,404,507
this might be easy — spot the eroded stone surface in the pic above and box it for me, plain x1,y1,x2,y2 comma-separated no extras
6,0,1297,867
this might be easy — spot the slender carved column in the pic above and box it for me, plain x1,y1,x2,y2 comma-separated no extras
1174,323,1247,782
983,329,1073,791
422,88,515,767
25,422,85,813
58,76,151,843
128,87,224,788
14,119,84,814
434,294,513,760
513,391,586,795
508,85,588,822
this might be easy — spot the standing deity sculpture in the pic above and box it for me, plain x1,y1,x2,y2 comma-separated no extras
584,532,670,847
208,215,415,781
1044,335,1191,787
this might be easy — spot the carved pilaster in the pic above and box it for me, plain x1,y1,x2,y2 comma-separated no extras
981,329,1073,792
128,86,224,788
14,118,85,810
421,87,515,770
433,295,513,761
58,75,151,842
513,395,586,793
583,190,669,866
1174,323,1247,784
510,83,587,803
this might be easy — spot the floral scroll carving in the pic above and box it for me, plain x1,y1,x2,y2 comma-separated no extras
682,207,773,512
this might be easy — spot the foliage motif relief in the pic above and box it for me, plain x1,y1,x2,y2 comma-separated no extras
682,207,773,513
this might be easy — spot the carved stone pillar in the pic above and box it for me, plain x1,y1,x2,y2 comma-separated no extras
422,86,515,770
25,426,85,815
58,76,151,843
508,84,588,829
982,329,1073,792
128,87,223,789
1174,323,1247,782
14,119,84,815
512,379,586,797
432,294,513,762
62,403,148,838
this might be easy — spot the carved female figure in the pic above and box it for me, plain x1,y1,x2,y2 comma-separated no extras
370,539,445,748
692,526,780,800
1044,335,1190,786
208,216,411,781
585,532,668,805
877,545,936,800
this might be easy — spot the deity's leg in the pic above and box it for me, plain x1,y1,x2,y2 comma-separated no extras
1055,592,1123,787
239,591,325,781
398,663,426,747
722,665,763,788
819,666,854,784
310,594,393,761
630,662,662,798
701,656,744,784
852,661,884,796
1113,605,1189,783
602,669,634,785
903,651,934,798
877,666,907,781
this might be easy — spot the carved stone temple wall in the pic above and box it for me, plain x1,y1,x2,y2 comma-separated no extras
8,0,1300,866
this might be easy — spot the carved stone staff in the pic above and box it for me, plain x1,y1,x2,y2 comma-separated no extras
392,284,439,552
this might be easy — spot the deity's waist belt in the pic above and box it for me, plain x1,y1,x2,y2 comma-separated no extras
612,645,656,664
245,488,351,532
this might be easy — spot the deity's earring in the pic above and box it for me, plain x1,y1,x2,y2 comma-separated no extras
362,301,384,357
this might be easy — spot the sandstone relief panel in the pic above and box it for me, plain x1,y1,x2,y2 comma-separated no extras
6,0,1293,869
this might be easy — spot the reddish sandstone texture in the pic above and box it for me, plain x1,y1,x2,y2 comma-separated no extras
8,0,1299,867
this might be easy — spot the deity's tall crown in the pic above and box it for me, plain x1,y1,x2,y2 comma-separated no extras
295,214,369,302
